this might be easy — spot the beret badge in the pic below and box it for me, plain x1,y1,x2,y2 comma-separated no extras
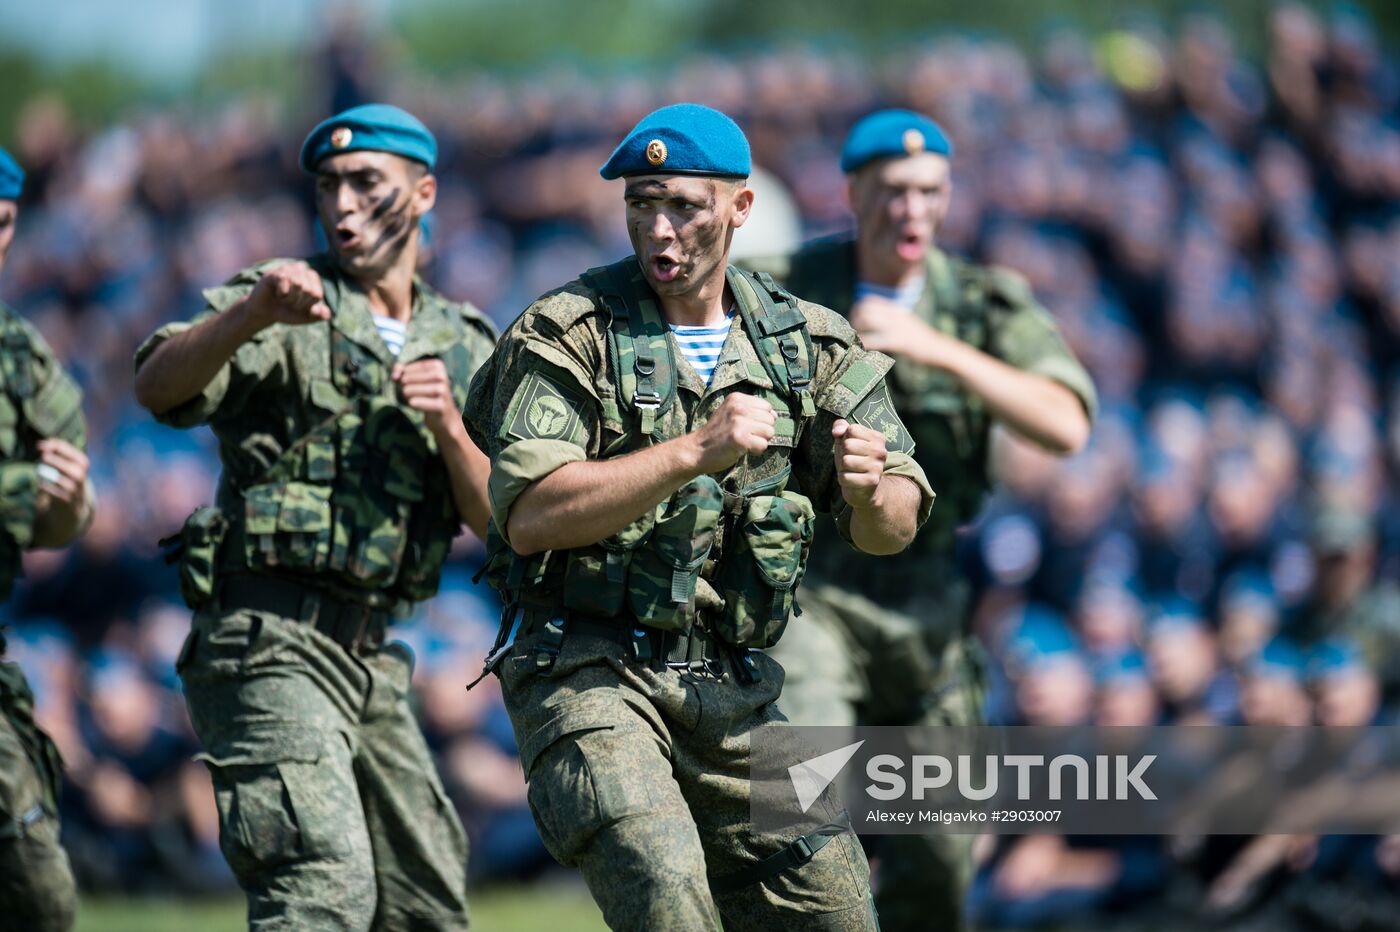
331,127,354,149
902,128,925,155
645,139,668,166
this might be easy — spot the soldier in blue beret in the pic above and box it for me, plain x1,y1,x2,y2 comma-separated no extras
465,102,932,930
743,108,1097,931
134,106,494,928
0,145,92,932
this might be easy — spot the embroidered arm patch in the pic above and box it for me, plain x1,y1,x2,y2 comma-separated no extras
501,370,587,446
848,382,915,455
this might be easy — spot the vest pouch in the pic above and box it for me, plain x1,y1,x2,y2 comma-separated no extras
716,490,814,648
243,481,333,575
626,476,723,633
337,401,423,588
562,505,658,618
168,505,227,610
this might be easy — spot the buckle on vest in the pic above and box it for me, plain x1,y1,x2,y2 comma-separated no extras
633,390,662,409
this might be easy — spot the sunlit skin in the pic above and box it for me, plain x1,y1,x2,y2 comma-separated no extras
842,149,1091,454
0,200,16,277
315,150,435,291
624,174,752,326
849,152,953,289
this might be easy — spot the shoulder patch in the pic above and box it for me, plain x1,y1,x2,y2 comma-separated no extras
502,370,587,445
849,381,914,455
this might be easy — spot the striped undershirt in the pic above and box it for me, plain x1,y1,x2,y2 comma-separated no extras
373,315,408,357
670,316,733,386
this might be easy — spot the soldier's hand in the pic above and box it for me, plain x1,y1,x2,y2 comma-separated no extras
35,438,89,513
246,262,332,328
832,419,888,509
849,295,948,364
395,358,460,442
688,392,776,473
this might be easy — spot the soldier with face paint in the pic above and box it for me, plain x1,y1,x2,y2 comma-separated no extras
0,145,88,932
134,105,494,930
465,103,934,931
744,109,1098,932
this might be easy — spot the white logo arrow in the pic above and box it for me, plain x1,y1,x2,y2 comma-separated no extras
788,740,865,813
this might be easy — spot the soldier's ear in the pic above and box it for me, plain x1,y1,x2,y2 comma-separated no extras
728,182,755,230
413,171,438,217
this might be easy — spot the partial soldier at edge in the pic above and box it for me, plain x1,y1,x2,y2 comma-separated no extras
0,144,92,932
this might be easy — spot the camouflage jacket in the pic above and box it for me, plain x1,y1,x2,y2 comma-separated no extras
0,303,87,600
464,257,933,645
743,241,1096,604
136,256,496,608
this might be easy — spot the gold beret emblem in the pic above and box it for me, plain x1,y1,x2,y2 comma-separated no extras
902,128,925,155
645,138,668,166
330,127,354,149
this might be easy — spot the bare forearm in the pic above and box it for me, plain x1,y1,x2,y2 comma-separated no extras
134,298,263,414
435,419,492,540
925,341,1089,454
848,474,919,555
507,437,703,555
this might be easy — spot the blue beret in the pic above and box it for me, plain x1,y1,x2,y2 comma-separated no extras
840,109,954,174
1094,651,1150,686
1247,637,1306,682
1308,639,1370,682
0,146,23,201
1004,605,1082,675
300,104,436,173
1147,597,1207,637
600,103,751,181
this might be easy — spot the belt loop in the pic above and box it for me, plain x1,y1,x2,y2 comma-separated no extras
534,615,567,676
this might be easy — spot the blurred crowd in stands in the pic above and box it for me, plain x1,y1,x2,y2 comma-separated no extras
1,3,1398,927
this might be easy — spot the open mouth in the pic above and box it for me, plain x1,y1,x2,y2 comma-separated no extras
336,227,363,250
650,254,682,283
896,232,924,262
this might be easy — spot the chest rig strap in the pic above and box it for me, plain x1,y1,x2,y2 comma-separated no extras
742,270,817,420
581,260,677,439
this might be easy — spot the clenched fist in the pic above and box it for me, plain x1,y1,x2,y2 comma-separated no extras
395,358,460,443
687,393,776,474
832,419,888,509
246,262,332,329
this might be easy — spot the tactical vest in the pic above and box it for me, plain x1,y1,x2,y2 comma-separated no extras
0,308,84,601
784,242,996,604
485,259,820,649
167,258,479,610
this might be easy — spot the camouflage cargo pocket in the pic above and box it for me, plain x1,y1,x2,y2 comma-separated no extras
518,700,655,867
562,505,658,618
242,482,333,574
198,727,355,880
717,491,814,648
626,476,722,633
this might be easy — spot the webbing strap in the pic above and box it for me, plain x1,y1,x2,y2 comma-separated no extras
709,818,851,894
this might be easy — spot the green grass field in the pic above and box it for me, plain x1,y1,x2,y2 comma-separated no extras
76,884,609,932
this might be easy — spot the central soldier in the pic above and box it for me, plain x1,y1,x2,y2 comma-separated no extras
466,103,934,930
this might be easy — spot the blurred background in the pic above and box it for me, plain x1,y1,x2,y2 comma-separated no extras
1,0,1398,929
